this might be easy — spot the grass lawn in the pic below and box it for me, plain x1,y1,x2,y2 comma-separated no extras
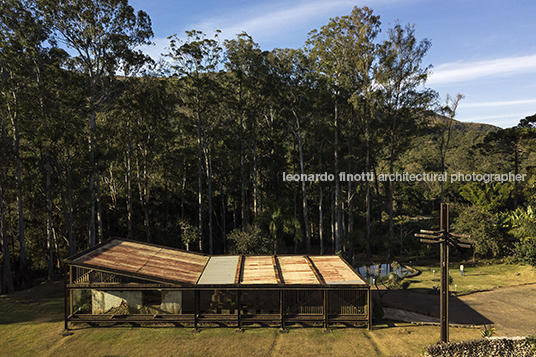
0,281,483,357
404,259,536,295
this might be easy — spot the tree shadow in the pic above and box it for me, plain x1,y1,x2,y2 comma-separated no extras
374,289,493,326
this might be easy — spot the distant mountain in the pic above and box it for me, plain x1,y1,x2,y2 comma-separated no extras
422,110,499,133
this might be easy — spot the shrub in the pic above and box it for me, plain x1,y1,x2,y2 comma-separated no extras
514,237,536,267
228,224,271,255
452,205,506,257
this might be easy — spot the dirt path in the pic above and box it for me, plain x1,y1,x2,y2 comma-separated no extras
375,284,536,337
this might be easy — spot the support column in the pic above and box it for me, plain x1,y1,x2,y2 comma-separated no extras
323,290,330,333
279,290,286,332
192,290,200,333
440,203,449,343
368,287,372,330
236,290,243,333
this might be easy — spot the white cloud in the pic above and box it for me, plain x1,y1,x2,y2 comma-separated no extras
463,99,536,109
428,54,536,84
190,0,357,44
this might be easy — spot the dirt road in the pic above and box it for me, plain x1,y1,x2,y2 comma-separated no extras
375,284,536,337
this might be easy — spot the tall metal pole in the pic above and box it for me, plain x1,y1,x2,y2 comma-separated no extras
440,203,449,343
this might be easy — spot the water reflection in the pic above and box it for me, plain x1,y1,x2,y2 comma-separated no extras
357,264,414,284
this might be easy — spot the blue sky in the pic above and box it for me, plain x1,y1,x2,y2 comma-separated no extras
129,0,536,128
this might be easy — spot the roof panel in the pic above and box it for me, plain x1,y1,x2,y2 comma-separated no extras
197,256,240,285
277,256,319,284
68,238,367,287
241,256,277,284
71,239,209,284
309,256,366,285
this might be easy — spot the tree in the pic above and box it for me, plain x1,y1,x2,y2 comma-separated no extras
40,0,153,247
459,182,512,213
165,30,222,253
477,114,536,208
0,103,14,293
270,48,315,253
376,21,436,237
307,6,381,258
0,0,53,286
228,224,270,255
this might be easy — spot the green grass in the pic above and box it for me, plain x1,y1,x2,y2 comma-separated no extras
0,281,483,357
404,260,536,295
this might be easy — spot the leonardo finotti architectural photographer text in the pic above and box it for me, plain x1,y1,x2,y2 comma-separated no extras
282,172,526,183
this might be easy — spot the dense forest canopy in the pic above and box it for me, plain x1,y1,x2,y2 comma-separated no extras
1,0,536,293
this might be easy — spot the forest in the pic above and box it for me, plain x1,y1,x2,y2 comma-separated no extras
1,0,536,293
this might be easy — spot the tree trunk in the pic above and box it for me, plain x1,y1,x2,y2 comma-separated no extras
126,121,134,240
9,93,30,286
66,142,75,256
221,182,226,254
136,152,151,243
253,122,258,218
296,129,311,254
365,124,372,261
240,112,246,229
204,147,213,255
334,98,342,253
197,88,203,251
0,174,14,294
331,187,335,254
35,62,55,280
319,186,324,255
96,171,104,243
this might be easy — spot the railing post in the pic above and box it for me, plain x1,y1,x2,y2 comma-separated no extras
236,290,242,333
323,289,330,333
192,290,200,333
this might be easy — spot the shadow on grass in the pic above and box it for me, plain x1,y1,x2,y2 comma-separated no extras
0,281,65,325
374,289,493,326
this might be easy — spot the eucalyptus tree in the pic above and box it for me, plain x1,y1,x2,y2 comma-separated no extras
307,6,381,257
223,33,268,226
376,22,437,236
0,103,14,293
165,30,222,252
0,0,54,285
40,0,153,247
270,47,315,253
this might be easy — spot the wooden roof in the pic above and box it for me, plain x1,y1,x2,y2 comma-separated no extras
66,238,367,286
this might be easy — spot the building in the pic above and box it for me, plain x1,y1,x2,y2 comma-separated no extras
64,238,371,330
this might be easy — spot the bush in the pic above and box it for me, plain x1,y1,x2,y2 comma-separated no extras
227,224,271,255
505,206,536,267
452,205,506,257
514,237,536,267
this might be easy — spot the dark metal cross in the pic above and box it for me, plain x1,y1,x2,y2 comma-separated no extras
415,203,475,343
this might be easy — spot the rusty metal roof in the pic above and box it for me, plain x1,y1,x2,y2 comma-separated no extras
277,256,320,284
309,256,366,285
241,256,278,284
70,239,208,284
67,238,367,286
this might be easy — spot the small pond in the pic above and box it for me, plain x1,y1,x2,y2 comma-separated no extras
357,264,415,284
